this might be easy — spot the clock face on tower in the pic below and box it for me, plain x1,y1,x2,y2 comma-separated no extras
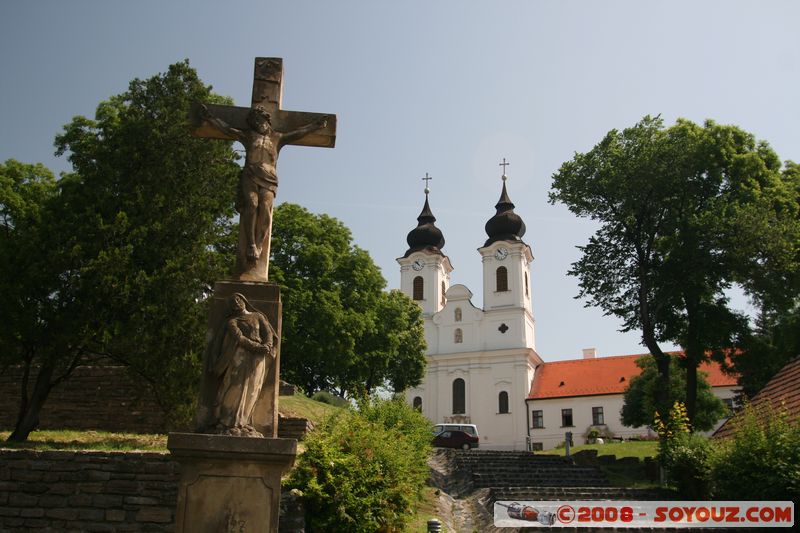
411,259,424,271
494,247,509,260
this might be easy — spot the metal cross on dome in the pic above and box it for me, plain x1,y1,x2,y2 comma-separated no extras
499,158,510,180
422,172,433,194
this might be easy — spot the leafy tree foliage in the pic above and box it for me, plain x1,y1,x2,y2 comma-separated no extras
269,203,426,397
655,400,800,500
0,160,63,440
710,402,800,500
622,356,727,432
1,61,240,441
285,397,431,532
550,116,800,423
734,304,800,398
724,160,800,397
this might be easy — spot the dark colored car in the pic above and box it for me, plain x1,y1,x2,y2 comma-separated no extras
432,430,479,450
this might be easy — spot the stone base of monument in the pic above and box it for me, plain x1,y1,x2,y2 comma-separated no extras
167,432,297,533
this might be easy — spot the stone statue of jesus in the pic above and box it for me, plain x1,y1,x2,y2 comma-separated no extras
200,104,328,262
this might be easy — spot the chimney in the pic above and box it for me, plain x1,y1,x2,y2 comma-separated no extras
582,347,597,359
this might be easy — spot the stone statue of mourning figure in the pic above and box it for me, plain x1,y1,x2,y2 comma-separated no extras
196,293,277,437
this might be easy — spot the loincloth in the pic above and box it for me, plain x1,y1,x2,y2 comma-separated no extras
241,164,278,192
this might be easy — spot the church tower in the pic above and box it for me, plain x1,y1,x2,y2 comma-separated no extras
478,168,536,350
397,177,453,317
403,163,541,451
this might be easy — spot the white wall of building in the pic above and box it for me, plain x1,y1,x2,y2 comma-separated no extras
406,347,539,450
525,385,741,450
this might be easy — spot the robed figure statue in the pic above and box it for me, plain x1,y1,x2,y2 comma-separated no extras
196,293,277,437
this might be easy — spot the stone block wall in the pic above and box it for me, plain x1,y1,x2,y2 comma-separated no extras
278,417,314,441
0,449,178,531
0,449,303,532
0,364,167,434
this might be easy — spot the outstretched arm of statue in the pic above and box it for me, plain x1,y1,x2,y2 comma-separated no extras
279,115,329,146
199,103,244,141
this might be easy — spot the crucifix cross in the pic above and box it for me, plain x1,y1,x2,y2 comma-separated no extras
499,157,510,176
190,57,337,282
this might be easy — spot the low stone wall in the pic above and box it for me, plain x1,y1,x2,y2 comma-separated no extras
0,449,177,532
0,448,303,532
572,449,660,483
278,417,314,441
0,364,167,434
0,365,310,441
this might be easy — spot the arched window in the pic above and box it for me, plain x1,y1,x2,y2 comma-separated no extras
498,391,509,414
452,378,465,414
454,328,463,343
525,274,529,297
496,266,508,292
441,281,446,306
413,276,424,300
412,396,422,411
454,307,462,322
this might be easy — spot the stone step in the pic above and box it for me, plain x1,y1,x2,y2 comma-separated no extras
491,486,672,501
448,449,612,490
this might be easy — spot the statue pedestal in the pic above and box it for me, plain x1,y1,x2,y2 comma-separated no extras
168,433,297,533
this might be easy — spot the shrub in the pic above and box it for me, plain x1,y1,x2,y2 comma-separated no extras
655,402,711,498
311,390,350,408
661,432,712,498
285,397,432,532
709,402,800,500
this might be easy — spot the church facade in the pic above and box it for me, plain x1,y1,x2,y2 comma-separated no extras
399,175,542,450
400,173,738,450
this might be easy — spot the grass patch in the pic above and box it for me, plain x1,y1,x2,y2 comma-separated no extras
404,486,450,532
0,395,341,453
541,440,661,488
540,440,658,460
0,430,167,452
279,394,343,425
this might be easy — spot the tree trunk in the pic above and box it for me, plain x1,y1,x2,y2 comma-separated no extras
7,364,54,442
639,283,671,418
685,360,698,428
683,297,702,428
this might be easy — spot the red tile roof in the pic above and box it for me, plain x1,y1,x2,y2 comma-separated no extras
528,352,737,400
714,356,800,439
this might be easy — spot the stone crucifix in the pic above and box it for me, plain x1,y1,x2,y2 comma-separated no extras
191,58,337,282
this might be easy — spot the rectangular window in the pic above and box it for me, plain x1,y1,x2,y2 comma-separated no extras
531,410,543,428
723,398,735,413
592,406,604,425
561,408,573,427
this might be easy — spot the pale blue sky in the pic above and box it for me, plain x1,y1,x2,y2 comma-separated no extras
2,1,798,360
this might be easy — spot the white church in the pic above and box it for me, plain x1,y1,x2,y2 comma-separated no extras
400,172,738,450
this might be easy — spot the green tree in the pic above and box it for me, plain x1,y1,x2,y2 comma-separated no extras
727,160,800,397
269,203,426,397
550,116,800,424
733,304,800,398
621,356,727,432
0,160,63,440
1,61,240,441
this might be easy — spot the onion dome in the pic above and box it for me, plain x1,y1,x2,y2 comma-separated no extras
484,176,526,246
403,191,445,258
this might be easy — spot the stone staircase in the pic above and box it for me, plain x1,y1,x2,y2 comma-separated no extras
454,450,611,488
489,486,672,502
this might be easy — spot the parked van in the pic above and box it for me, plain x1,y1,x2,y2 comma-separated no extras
433,423,479,438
